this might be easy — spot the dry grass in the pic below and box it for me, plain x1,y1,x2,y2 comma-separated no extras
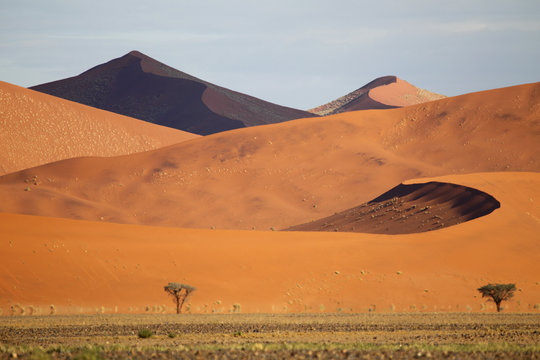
1,313,538,359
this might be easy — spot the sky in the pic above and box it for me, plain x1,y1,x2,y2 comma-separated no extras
1,0,539,110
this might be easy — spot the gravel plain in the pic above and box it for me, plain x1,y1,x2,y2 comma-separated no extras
1,313,539,359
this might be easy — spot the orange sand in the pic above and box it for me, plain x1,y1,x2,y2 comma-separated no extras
0,81,198,175
0,82,538,230
369,78,446,107
1,172,538,315
309,76,445,115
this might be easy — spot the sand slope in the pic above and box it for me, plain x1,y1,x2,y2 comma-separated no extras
0,81,198,175
1,172,538,315
30,51,315,135
0,82,538,230
309,76,445,115
286,181,501,234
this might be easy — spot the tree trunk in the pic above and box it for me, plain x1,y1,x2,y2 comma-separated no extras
176,296,180,314
179,295,187,314
495,301,501,312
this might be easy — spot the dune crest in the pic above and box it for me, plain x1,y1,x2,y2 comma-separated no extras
369,78,446,107
286,181,500,234
30,51,315,135
0,81,198,175
309,76,445,115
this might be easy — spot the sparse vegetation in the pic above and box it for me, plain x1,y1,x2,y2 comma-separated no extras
477,283,516,312
137,328,153,339
164,282,196,314
2,313,539,359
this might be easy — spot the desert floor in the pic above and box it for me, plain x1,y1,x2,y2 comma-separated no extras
1,313,539,359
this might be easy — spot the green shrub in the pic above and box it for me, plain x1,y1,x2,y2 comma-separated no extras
138,328,153,339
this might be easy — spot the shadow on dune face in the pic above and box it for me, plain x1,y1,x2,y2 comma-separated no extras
30,51,314,135
286,182,500,234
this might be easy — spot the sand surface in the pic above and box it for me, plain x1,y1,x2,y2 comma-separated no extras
287,181,501,234
369,78,446,107
309,76,445,115
1,172,538,315
0,82,538,230
0,81,198,175
30,51,314,135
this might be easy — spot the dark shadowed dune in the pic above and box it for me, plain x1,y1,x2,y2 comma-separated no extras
30,51,315,135
285,182,501,234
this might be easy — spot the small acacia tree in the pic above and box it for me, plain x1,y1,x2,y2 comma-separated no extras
164,282,196,314
477,283,516,312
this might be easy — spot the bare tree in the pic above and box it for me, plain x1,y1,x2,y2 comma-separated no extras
477,283,516,312
164,282,196,314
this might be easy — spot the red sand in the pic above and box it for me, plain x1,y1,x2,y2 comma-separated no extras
309,76,445,115
369,78,446,107
0,82,538,230
1,172,538,315
0,81,198,175
287,181,501,234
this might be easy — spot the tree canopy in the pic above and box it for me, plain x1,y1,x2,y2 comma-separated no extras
477,283,516,312
164,282,196,314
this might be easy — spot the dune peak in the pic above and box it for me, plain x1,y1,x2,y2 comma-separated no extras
309,75,445,115
30,51,315,135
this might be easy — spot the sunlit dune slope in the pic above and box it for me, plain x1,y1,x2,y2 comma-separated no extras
0,81,198,175
1,172,538,315
286,181,501,234
369,77,446,107
309,76,445,115
0,82,538,229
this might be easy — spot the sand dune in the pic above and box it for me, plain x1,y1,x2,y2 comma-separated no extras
0,82,538,230
0,81,198,175
1,172,538,315
30,51,315,135
309,76,445,115
286,181,500,234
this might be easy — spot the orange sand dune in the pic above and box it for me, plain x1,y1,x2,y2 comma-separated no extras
309,76,445,115
0,82,538,230
369,77,446,107
0,81,198,175
287,181,501,234
1,172,538,315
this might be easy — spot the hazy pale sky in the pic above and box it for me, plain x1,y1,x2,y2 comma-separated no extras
1,0,539,109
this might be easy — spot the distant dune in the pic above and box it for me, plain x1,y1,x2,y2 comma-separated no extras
286,181,501,234
30,51,315,135
1,172,538,315
0,81,198,175
0,82,537,230
309,76,445,115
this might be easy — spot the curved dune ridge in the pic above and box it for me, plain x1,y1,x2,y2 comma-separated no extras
30,51,315,135
0,81,198,175
369,77,446,107
0,82,538,229
308,76,445,115
286,182,501,234
0,172,538,315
